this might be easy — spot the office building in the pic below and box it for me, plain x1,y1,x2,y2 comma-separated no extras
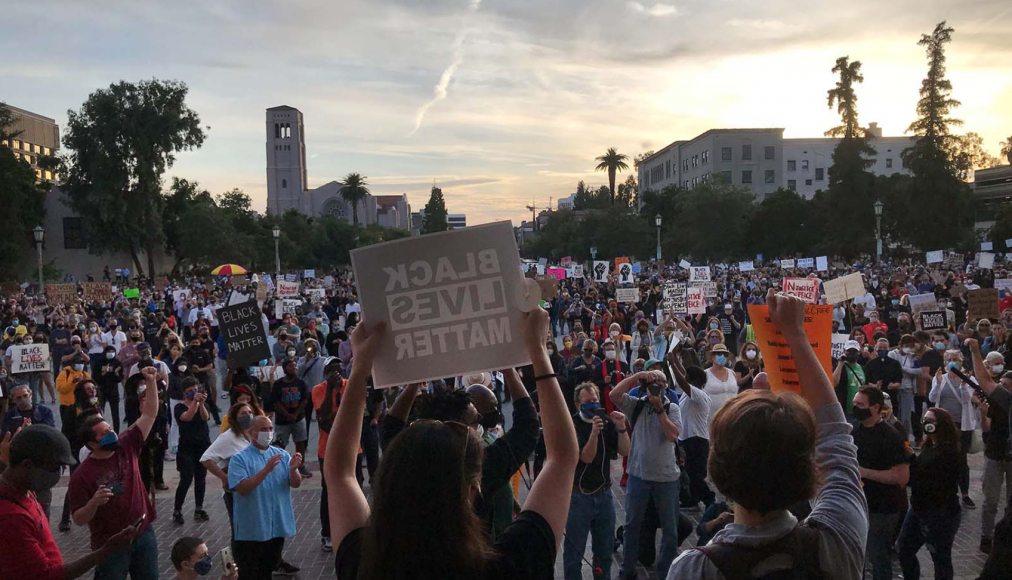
1,105,59,182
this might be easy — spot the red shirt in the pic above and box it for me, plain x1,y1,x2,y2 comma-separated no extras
68,425,155,549
0,482,64,580
863,321,888,343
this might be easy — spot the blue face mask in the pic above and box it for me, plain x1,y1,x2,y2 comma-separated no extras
891,299,900,306
947,361,960,372
877,349,890,359
714,354,728,366
99,431,119,451
934,341,946,351
580,402,601,417
194,555,213,576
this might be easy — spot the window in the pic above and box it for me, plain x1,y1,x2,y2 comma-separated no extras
741,170,753,184
665,160,670,179
702,150,709,164
886,158,893,169
764,169,775,184
650,165,664,184
275,123,281,139
721,147,732,161
692,154,699,167
787,160,796,172
764,146,775,160
683,180,689,189
742,144,752,161
682,159,689,171
282,178,287,189
788,179,797,191
44,170,52,181
805,179,813,186
801,159,809,170
815,168,824,181
33,144,41,154
43,147,51,156
24,155,32,164
63,217,86,250
12,139,20,150
720,170,732,184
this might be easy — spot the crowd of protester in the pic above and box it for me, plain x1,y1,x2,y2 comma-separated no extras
0,253,1010,578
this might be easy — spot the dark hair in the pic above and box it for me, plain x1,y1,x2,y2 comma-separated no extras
170,536,204,570
685,366,707,388
181,376,201,390
358,422,491,579
708,390,818,514
858,385,885,408
923,407,959,450
414,390,472,422
77,414,106,449
227,401,261,436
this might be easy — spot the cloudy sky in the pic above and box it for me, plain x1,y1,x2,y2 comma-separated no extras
4,0,1011,225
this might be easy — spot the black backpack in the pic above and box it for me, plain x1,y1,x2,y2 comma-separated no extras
696,523,826,580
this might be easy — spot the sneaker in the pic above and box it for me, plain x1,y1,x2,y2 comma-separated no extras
58,520,71,532
981,536,993,554
172,511,184,525
273,560,300,575
962,495,977,509
194,509,210,522
299,465,313,478
156,482,169,491
321,537,333,552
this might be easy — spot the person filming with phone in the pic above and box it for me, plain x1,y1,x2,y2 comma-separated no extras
170,536,238,580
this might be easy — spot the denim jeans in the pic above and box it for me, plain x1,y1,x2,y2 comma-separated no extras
897,508,961,580
563,489,615,580
621,474,680,579
866,512,899,580
982,457,1012,538
94,526,158,580
898,389,914,438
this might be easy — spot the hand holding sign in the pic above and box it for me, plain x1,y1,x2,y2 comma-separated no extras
767,290,806,341
349,321,387,376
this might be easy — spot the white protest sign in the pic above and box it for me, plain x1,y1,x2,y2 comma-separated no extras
277,280,300,298
979,252,995,270
615,288,640,303
307,288,327,302
172,289,192,302
982,242,994,252
780,259,796,269
816,256,828,272
689,266,711,283
679,259,691,269
739,261,754,272
323,275,335,288
797,258,815,269
995,278,1012,293
262,274,275,291
926,250,944,264
782,278,820,304
687,287,705,314
274,299,302,319
304,269,316,279
831,333,851,361
349,221,532,389
592,261,610,282
11,344,51,374
691,281,718,298
1006,239,1012,249
664,282,687,314
823,272,865,304
908,292,938,318
285,273,298,282
616,262,634,284
226,291,250,306
571,264,584,279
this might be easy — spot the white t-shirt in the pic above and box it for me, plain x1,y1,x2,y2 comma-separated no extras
102,331,128,353
704,366,738,420
127,359,171,382
678,385,711,441
200,429,251,471
187,307,214,327
853,293,877,311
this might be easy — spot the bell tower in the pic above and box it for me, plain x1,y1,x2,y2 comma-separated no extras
265,106,308,214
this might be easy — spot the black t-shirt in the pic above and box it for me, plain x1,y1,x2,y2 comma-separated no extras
985,387,1012,461
174,402,211,448
853,420,908,513
184,347,212,379
572,412,618,493
919,349,943,379
268,376,308,425
335,510,556,580
95,358,122,390
732,361,762,392
909,445,960,513
863,357,902,390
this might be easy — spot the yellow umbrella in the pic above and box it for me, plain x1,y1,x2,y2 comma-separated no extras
211,264,247,276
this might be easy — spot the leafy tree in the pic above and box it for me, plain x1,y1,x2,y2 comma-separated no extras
1002,135,1012,164
825,56,865,139
988,203,1012,250
61,80,205,277
339,173,369,226
0,103,47,280
595,147,629,206
950,132,1001,180
664,181,754,261
617,175,638,208
421,186,449,234
573,185,610,210
749,189,815,257
523,209,651,260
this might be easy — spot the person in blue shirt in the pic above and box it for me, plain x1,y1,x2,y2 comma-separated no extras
228,415,303,579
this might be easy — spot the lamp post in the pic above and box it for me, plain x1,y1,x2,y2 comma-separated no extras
873,200,884,264
590,246,597,261
32,225,44,295
655,213,662,261
272,225,281,277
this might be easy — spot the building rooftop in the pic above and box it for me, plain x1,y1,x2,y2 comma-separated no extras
266,105,300,112
4,104,56,124
639,128,785,164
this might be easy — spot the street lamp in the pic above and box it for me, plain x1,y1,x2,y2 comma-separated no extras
272,225,281,277
655,213,662,261
32,225,44,295
873,200,884,264
590,246,598,261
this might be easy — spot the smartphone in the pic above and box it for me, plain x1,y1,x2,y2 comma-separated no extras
219,546,235,570
108,481,125,496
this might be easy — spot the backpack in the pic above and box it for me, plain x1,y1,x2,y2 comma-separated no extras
697,522,826,580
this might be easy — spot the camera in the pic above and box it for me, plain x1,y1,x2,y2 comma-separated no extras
646,382,662,397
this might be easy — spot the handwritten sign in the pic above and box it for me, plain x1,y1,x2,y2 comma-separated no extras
307,288,327,302
831,333,851,361
920,310,948,331
81,282,113,303
816,256,829,272
692,281,718,299
218,301,271,367
350,221,531,389
664,282,687,314
592,261,610,282
45,283,78,306
687,287,705,314
11,344,51,374
689,266,711,283
747,304,833,394
967,288,1000,320
560,256,572,267
823,272,865,304
982,242,994,252
616,288,641,303
275,298,302,319
255,283,268,305
277,280,300,298
908,292,939,318
782,278,820,304
926,250,944,264
780,259,796,269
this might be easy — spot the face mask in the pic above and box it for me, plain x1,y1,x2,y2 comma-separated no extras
237,414,253,430
934,341,946,351
846,353,859,363
922,421,937,434
891,299,899,306
286,349,296,358
23,339,32,345
194,555,213,576
947,361,960,372
11,320,18,326
714,354,728,366
15,397,32,411
853,407,873,421
99,431,119,451
745,349,757,360
73,364,84,372
993,365,1005,375
177,364,188,373
709,322,719,330
28,467,62,492
610,330,620,338
256,430,274,448
563,341,573,349
185,390,198,400
580,401,601,417
105,352,115,360
877,349,890,358
604,350,616,360
88,396,99,406
901,347,913,355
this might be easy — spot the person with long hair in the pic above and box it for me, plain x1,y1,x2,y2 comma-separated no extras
896,407,962,579
326,309,579,579
928,349,977,508
733,340,763,392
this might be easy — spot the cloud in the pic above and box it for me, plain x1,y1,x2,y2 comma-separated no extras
627,1,678,17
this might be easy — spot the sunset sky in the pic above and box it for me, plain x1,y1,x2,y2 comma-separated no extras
4,0,1011,226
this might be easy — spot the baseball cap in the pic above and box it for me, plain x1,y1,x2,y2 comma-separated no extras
9,424,77,466
644,358,663,370
844,340,861,351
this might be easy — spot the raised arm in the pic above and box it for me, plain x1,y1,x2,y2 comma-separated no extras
766,289,836,408
966,338,998,395
133,366,160,439
518,308,579,547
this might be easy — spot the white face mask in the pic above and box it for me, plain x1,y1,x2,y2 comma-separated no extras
902,347,913,355
604,350,617,360
993,365,1005,375
610,330,620,338
745,349,757,360
105,352,115,359
256,430,274,448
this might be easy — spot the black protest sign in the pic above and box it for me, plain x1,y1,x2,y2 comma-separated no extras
218,301,271,367
919,310,947,331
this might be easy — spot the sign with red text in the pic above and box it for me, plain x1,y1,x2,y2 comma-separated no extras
11,344,51,374
277,280,300,298
687,287,705,314
781,278,820,304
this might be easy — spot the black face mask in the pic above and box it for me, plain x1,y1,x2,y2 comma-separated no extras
479,411,502,430
853,407,873,421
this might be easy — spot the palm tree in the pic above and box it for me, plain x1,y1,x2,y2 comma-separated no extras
1002,135,1012,164
339,173,369,226
595,148,629,206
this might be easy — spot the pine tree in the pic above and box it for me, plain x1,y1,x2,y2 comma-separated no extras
421,186,449,234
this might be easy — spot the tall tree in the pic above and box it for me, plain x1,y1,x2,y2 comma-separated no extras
595,148,629,206
617,174,638,208
61,80,205,277
421,186,449,234
950,132,1001,180
0,103,47,280
825,57,865,139
339,173,369,226
1000,135,1012,164
904,21,962,172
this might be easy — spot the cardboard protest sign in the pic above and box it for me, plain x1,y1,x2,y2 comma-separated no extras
535,277,558,299
995,278,1012,293
307,288,327,302
663,282,687,314
831,333,851,361
689,266,711,283
616,288,640,303
592,261,610,282
277,280,300,298
748,303,833,394
982,242,994,252
780,259,796,269
908,292,939,318
823,272,865,304
930,271,948,286
679,259,691,269
739,261,754,272
45,283,78,306
546,267,566,281
349,221,532,389
691,281,718,298
11,344,51,373
979,252,995,270
81,282,113,303
275,298,302,319
782,278,820,304
967,288,1000,320
816,256,829,272
218,301,271,367
687,287,705,314
616,262,634,284
920,310,948,331
926,250,944,264
571,264,584,278
255,284,268,305
797,258,815,269
560,256,572,267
